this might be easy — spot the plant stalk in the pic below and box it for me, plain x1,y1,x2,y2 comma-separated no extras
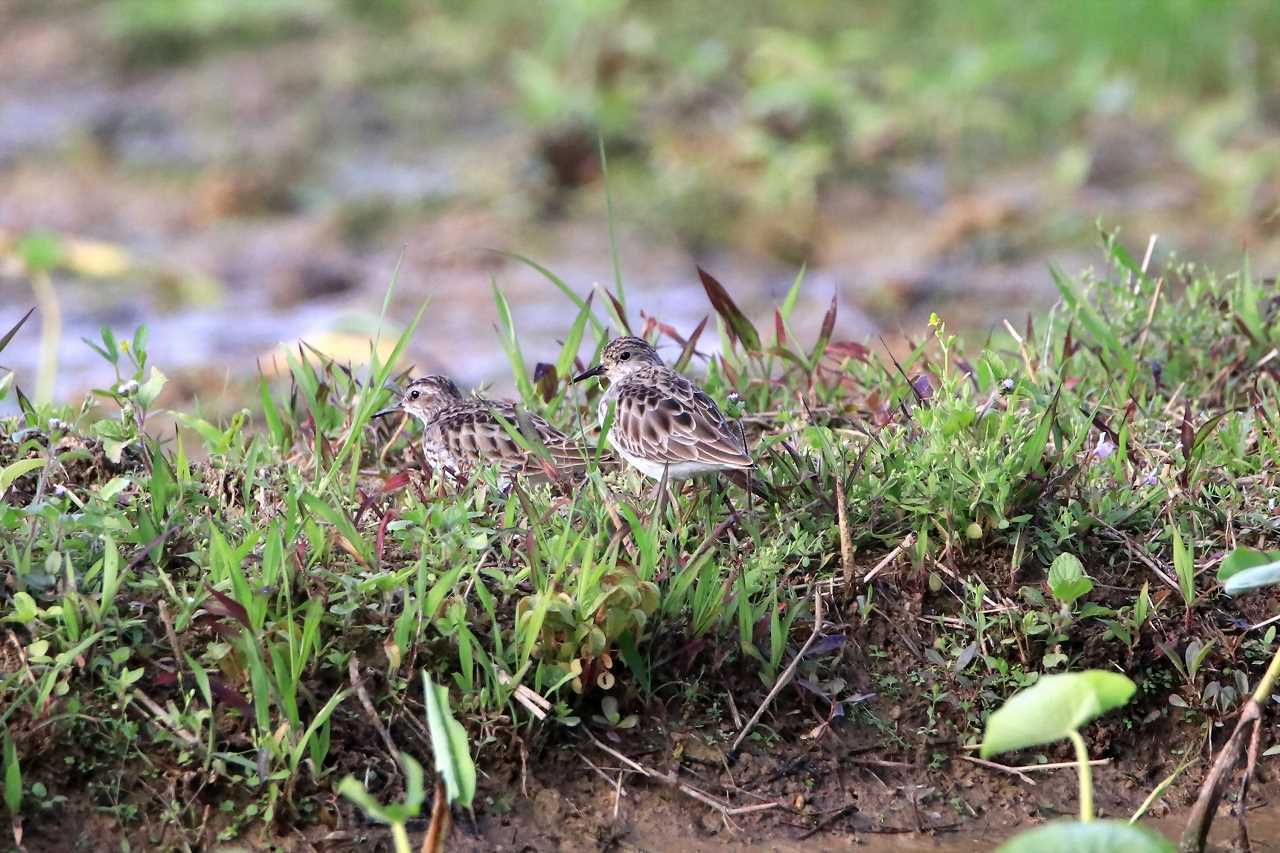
1068,730,1093,822
1179,641,1280,852
33,271,60,406
1250,638,1280,705
391,821,411,853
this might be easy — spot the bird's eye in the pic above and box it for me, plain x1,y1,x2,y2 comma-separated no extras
620,351,631,361
410,390,421,400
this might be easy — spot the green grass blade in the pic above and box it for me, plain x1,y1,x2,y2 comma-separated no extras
422,672,476,809
598,135,626,319
492,279,536,404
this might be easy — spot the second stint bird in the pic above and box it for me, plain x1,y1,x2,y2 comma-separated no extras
573,336,759,495
375,375,599,483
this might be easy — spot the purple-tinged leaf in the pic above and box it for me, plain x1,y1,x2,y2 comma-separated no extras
204,584,251,631
674,315,708,373
808,295,837,366
697,267,760,353
0,307,35,355
533,362,558,403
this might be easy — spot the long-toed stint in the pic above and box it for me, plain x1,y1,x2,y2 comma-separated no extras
573,336,762,499
375,375,599,483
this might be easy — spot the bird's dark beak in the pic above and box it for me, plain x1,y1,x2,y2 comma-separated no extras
573,364,605,383
373,402,402,419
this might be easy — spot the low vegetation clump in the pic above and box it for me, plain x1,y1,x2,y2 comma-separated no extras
1,237,1278,848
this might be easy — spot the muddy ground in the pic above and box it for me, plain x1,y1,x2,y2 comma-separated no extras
12,580,1280,852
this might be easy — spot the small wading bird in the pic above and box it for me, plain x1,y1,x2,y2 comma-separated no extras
375,375,599,484
573,336,763,501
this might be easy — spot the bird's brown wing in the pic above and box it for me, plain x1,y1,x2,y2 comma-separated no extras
610,376,752,468
437,402,599,476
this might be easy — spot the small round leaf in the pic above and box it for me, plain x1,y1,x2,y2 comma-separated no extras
997,819,1173,852
980,670,1136,758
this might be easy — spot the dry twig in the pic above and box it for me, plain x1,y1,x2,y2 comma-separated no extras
349,657,399,758
961,755,1110,787
861,533,915,584
586,732,779,822
730,588,825,757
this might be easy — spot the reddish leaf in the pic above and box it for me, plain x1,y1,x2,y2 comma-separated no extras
208,677,253,712
825,341,869,362
193,613,242,640
605,289,632,334
376,508,397,562
652,319,688,346
870,395,895,427
680,637,709,669
774,308,787,346
697,267,761,353
381,470,412,494
771,345,809,372
1179,399,1194,487
533,362,558,403
354,488,373,526
204,584,251,631
674,315,708,372
808,294,837,365
719,355,740,389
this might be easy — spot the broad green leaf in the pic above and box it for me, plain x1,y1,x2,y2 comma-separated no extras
0,457,45,495
337,775,394,824
981,671,1136,758
1222,560,1280,596
1170,525,1195,605
1020,385,1061,475
1048,553,1093,606
5,592,38,624
3,733,20,814
422,672,476,809
136,366,167,408
1217,548,1280,583
288,688,350,772
99,534,122,618
998,819,1173,852
96,477,132,502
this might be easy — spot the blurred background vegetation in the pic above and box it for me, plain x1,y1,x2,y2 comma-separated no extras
2,0,1278,404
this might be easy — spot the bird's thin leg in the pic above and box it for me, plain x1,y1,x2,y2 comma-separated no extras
716,476,740,519
650,464,671,522
709,473,725,511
